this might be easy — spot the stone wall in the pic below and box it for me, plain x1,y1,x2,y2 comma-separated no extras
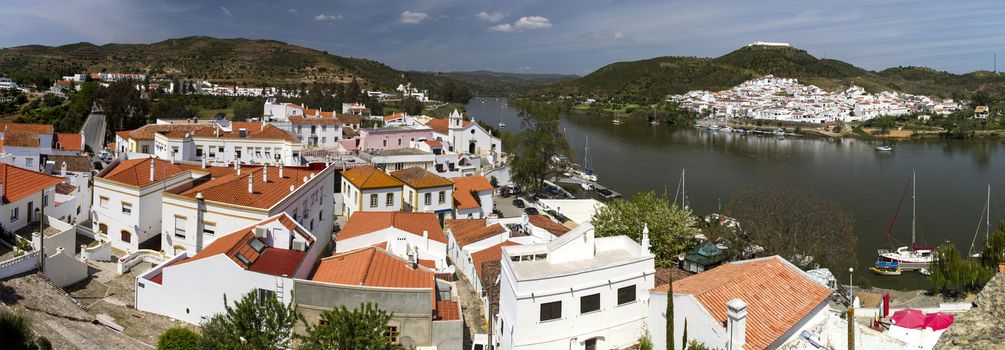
933,273,1005,349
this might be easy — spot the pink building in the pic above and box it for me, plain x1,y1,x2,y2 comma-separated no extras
357,126,433,152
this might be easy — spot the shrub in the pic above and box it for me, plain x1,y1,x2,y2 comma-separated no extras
157,327,201,350
637,333,653,350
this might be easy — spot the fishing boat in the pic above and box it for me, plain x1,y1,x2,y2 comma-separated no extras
875,145,894,152
871,260,903,276
877,172,936,271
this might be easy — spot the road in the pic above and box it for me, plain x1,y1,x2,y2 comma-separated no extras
80,106,107,153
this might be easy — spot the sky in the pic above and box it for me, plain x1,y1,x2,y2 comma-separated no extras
2,0,1004,75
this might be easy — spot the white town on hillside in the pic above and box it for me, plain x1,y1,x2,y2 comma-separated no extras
0,63,992,350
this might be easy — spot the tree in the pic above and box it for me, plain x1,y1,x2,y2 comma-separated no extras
0,308,51,350
400,96,423,115
150,97,199,120
509,102,570,193
725,184,857,271
157,327,201,350
200,291,300,350
297,303,402,350
98,80,149,132
232,100,263,121
593,192,699,267
666,280,675,350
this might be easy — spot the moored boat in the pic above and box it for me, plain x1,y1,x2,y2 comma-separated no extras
877,172,935,271
875,145,893,152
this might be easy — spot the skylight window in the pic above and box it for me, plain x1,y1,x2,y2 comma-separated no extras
235,253,251,266
248,238,266,253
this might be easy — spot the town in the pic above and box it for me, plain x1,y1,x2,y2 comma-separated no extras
1,62,999,350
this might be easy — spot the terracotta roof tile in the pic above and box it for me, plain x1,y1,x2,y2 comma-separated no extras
185,122,299,142
178,213,309,276
0,122,53,135
289,115,342,125
338,212,446,243
55,183,76,195
470,240,521,277
312,247,435,289
384,113,405,122
653,256,831,350
54,133,83,151
48,155,94,173
391,167,453,189
3,131,40,147
99,158,188,187
424,140,442,148
121,124,210,141
424,118,470,134
176,165,325,209
452,176,492,210
446,219,507,247
435,300,460,321
0,164,66,203
529,215,571,236
342,165,403,189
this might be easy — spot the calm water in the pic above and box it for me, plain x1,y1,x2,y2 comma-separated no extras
467,97,1005,290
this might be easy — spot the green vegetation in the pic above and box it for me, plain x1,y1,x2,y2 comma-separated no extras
592,191,699,267
297,303,402,350
157,327,201,350
436,70,577,96
929,224,1005,293
200,291,299,350
0,308,52,350
509,101,571,193
536,45,1005,103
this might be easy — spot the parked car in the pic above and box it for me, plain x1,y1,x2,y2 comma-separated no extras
512,199,525,208
93,161,104,171
524,207,539,215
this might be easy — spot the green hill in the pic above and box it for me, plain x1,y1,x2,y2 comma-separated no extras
540,45,1005,102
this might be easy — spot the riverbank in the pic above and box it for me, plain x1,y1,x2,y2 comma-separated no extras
695,118,1005,140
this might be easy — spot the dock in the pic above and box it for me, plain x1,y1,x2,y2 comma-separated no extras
555,177,622,200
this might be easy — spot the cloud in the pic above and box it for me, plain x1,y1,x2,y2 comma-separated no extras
514,16,552,30
488,23,514,32
580,30,627,40
400,10,429,24
220,6,232,17
477,11,504,22
314,13,343,22
288,8,297,14
489,16,552,32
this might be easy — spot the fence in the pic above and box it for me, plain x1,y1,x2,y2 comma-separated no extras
0,250,39,280
117,249,165,275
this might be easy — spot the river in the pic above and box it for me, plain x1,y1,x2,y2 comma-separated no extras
466,97,1005,290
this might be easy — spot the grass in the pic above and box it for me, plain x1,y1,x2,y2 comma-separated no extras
199,108,232,119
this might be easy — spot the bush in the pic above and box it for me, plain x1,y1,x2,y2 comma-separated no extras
157,327,201,350
490,176,499,188
637,333,653,350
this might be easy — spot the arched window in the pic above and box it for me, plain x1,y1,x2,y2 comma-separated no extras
98,223,108,234
121,230,131,243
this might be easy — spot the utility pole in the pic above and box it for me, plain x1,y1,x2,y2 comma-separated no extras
847,306,855,350
38,192,45,273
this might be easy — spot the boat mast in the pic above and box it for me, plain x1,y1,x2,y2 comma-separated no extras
988,184,992,243
912,171,916,245
682,168,687,209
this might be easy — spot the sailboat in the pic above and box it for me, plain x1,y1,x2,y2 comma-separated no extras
968,185,993,258
877,172,936,271
497,104,506,128
579,135,597,182
673,168,689,210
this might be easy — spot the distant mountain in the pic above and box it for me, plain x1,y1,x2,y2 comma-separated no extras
539,45,1005,102
434,70,578,95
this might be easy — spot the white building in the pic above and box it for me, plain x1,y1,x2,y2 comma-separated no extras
452,175,494,219
333,211,448,270
152,121,304,166
0,163,65,233
648,256,832,350
340,165,404,217
135,213,321,324
391,167,454,220
0,77,18,90
0,123,84,171
494,223,655,350
47,155,94,225
424,110,502,163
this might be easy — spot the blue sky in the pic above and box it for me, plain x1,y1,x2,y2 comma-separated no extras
2,0,1004,75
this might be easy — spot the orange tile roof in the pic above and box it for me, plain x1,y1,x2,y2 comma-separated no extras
425,118,471,134
653,256,831,350
446,219,507,247
99,158,188,187
120,124,210,141
178,213,309,276
391,167,453,189
288,115,342,125
0,122,54,135
2,131,40,147
181,122,299,142
452,176,493,210
175,165,325,209
312,246,435,289
435,300,460,321
470,240,521,277
54,133,83,151
338,212,446,243
384,113,405,122
342,165,403,189
0,164,65,203
424,140,442,148
529,215,571,236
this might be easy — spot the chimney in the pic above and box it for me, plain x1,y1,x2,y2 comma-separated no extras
201,156,207,169
60,161,67,176
279,163,284,178
263,164,269,182
149,159,156,182
235,161,241,176
248,173,254,193
641,223,651,255
727,299,748,350
423,230,429,252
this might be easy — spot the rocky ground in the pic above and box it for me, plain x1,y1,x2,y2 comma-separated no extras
934,274,1005,350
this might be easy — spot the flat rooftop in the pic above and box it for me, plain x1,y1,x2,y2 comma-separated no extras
506,246,641,280
364,148,432,157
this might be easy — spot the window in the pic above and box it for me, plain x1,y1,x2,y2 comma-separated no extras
174,216,187,239
235,253,251,266
540,301,562,321
617,285,636,305
397,138,402,146
370,194,378,208
99,196,109,208
256,288,275,305
585,338,597,350
204,221,216,236
121,202,132,215
248,238,266,253
384,326,400,344
10,207,18,222
382,139,388,147
439,191,446,204
142,146,149,153
42,195,48,207
121,230,131,243
26,157,34,168
581,293,600,314
171,146,179,155
424,193,432,206
386,192,395,206
195,148,203,157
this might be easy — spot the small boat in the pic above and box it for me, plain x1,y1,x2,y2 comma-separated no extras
918,268,932,276
772,128,786,136
498,122,506,128
580,183,593,191
707,124,720,131
613,119,623,126
871,266,903,276
720,126,733,132
875,145,893,152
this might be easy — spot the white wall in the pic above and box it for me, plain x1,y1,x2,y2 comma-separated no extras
403,185,453,214
342,182,402,217
336,227,447,261
1,187,57,234
93,172,192,252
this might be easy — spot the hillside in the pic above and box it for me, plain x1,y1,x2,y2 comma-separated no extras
540,45,1005,102
435,70,577,96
